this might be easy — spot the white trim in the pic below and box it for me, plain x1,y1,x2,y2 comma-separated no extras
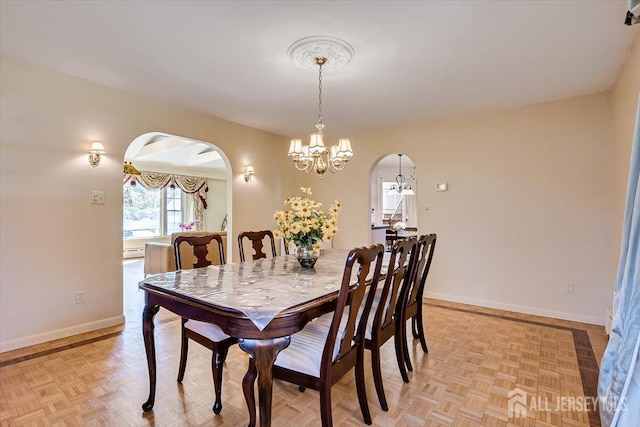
0,316,125,352
425,292,605,326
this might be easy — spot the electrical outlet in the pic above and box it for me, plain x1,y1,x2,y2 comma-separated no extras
76,291,85,304
566,284,575,294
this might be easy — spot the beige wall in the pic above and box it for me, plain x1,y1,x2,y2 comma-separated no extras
611,34,640,287
314,93,614,325
0,55,296,351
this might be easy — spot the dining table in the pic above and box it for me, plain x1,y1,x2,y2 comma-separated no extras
139,249,359,427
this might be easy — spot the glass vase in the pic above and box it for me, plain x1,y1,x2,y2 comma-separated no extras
296,245,319,268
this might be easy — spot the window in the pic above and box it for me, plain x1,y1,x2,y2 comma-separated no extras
381,182,400,215
165,186,183,235
123,184,185,239
382,182,405,219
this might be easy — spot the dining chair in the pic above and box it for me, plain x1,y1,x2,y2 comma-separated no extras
174,233,226,269
363,238,417,410
385,229,397,252
396,233,437,374
238,229,288,262
258,244,385,427
173,233,237,415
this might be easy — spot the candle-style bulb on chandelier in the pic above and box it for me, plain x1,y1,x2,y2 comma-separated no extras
287,36,354,176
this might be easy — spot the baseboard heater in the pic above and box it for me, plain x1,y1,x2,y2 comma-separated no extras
123,247,145,259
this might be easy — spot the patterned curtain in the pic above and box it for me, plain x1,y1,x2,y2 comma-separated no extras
123,171,209,226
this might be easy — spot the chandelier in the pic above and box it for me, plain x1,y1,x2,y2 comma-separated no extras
388,154,415,196
287,36,354,176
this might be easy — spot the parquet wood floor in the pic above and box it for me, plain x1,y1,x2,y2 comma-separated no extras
0,259,607,426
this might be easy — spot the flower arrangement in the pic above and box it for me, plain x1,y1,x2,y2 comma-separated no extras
179,220,201,231
273,187,341,250
392,221,407,231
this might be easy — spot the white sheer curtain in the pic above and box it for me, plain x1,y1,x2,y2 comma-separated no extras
598,99,640,426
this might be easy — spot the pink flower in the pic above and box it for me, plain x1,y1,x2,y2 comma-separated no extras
179,220,202,231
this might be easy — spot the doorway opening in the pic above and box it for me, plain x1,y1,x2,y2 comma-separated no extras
121,132,232,320
370,153,417,228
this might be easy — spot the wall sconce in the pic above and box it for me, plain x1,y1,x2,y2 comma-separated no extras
88,141,106,167
244,165,255,182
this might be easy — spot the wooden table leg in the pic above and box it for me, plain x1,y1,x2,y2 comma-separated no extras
142,301,160,412
243,359,257,427
238,337,291,427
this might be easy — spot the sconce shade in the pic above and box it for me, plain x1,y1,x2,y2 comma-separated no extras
244,165,256,182
88,141,105,167
89,141,106,154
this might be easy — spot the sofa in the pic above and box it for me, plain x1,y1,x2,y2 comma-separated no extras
143,231,227,276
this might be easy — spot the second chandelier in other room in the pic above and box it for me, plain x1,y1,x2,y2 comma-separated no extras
388,153,415,196
287,36,354,176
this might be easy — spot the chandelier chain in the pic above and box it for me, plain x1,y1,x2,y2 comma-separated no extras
317,61,323,127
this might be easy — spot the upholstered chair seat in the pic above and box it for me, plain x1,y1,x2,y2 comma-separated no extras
184,320,231,342
273,321,341,378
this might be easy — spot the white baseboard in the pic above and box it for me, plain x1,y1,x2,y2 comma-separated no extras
425,291,605,326
0,315,125,353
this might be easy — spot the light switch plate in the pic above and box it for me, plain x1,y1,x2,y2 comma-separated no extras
91,191,105,204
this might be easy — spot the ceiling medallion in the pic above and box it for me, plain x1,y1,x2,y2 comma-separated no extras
288,36,354,71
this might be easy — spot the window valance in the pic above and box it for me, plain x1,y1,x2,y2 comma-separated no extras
124,171,209,209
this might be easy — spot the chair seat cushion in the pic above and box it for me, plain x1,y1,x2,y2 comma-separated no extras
279,285,387,377
185,319,231,342
274,321,336,378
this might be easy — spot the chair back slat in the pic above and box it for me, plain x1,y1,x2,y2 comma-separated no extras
322,245,385,370
405,234,437,309
238,230,278,262
376,238,417,331
174,233,225,270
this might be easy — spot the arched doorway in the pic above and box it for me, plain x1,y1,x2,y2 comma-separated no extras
369,153,418,242
121,132,232,320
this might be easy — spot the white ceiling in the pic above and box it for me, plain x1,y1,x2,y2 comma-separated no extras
1,1,638,167
125,133,227,178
